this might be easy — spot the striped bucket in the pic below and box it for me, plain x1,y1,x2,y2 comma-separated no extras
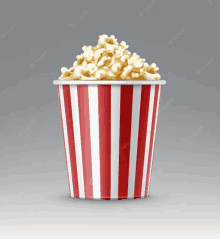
53,80,166,200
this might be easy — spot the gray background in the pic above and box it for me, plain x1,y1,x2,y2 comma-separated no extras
0,0,220,237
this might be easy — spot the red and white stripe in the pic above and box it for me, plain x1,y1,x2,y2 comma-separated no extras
57,83,162,200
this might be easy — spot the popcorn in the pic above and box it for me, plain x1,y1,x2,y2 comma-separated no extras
94,48,105,61
59,34,161,81
61,67,69,74
121,55,129,63
95,69,106,79
83,51,93,62
105,68,115,79
87,63,98,75
111,62,122,73
133,62,144,68
97,56,111,67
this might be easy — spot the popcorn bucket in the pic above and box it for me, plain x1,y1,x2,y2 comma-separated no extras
53,80,166,200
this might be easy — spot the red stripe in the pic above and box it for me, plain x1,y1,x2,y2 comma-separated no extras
134,85,151,199
57,85,71,197
118,85,133,200
146,85,162,197
144,85,160,197
62,85,79,198
98,85,111,200
77,85,93,199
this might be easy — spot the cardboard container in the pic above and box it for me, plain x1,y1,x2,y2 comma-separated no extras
53,80,166,200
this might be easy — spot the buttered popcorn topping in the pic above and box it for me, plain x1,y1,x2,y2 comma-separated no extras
59,35,161,81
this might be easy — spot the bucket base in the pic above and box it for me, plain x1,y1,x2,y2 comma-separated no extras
69,195,149,200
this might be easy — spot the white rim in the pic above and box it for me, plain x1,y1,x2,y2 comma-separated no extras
53,80,166,85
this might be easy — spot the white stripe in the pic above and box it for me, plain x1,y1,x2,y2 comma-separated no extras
59,85,74,197
141,85,155,197
147,85,162,196
88,85,101,199
127,85,142,198
110,85,121,199
70,85,85,199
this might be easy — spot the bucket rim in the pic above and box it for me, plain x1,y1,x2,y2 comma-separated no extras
53,80,166,85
